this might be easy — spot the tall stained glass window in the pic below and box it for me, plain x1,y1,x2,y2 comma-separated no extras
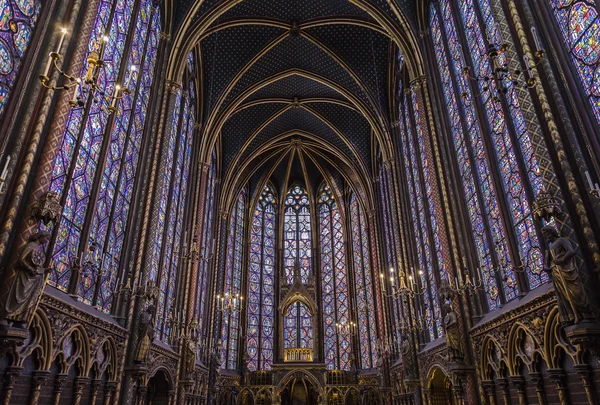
247,184,276,371
349,193,377,369
0,0,42,119
196,149,217,333
319,183,350,371
378,162,403,345
428,0,547,310
149,57,195,342
549,0,600,127
221,191,245,370
399,97,442,339
48,0,161,313
283,301,313,350
283,185,312,284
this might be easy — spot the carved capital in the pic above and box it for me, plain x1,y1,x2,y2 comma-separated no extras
4,366,23,388
548,369,566,389
73,376,89,394
30,191,62,225
54,374,68,392
31,370,51,389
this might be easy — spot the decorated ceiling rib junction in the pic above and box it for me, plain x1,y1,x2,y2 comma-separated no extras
170,0,421,208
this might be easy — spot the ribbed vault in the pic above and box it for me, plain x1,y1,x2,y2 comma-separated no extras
166,0,422,213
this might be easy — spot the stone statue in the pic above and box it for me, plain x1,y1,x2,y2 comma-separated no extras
133,304,155,363
0,231,51,328
184,338,197,376
213,339,225,368
542,226,596,324
442,302,462,361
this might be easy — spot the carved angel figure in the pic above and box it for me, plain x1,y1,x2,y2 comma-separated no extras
0,231,51,327
542,226,596,324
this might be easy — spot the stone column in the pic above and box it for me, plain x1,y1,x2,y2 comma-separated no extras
103,381,117,405
548,369,569,405
482,380,497,405
529,372,546,405
90,378,102,405
574,364,597,405
2,366,22,405
52,374,68,405
509,376,527,405
29,370,50,405
72,376,89,405
497,378,511,405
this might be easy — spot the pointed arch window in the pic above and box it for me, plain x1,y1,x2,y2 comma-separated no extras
47,0,161,313
319,183,350,371
148,57,195,342
549,0,600,126
221,190,246,370
247,184,277,371
0,0,42,119
428,0,548,312
349,193,377,369
283,301,313,350
196,149,217,333
283,185,312,284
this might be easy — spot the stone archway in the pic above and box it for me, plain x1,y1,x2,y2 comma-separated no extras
146,369,173,405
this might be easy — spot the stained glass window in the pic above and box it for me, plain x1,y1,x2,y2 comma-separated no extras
283,185,312,284
430,4,516,309
550,0,600,127
319,183,350,371
427,0,547,307
221,191,245,370
349,193,377,369
196,149,216,335
283,301,313,350
399,99,442,339
246,184,276,371
150,58,195,342
0,0,42,119
378,163,403,346
48,0,161,313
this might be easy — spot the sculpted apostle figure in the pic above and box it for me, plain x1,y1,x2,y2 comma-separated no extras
0,231,51,327
542,226,596,324
134,304,156,363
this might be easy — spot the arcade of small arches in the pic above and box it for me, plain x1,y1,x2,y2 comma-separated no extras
0,0,598,404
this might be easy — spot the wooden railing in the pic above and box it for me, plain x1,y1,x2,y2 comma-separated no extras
283,348,313,362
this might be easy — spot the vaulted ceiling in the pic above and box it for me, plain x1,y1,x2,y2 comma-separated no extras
167,0,422,211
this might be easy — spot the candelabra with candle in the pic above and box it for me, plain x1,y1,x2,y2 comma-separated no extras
460,24,545,102
450,268,483,296
215,292,243,315
39,28,135,114
383,268,425,300
335,320,358,336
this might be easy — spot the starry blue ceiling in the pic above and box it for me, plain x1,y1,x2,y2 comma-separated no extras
174,0,417,188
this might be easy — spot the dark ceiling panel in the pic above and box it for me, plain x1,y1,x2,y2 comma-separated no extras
245,74,348,103
304,24,390,111
305,102,372,172
218,0,372,22
201,24,287,122
221,103,289,169
236,107,359,173
216,35,371,119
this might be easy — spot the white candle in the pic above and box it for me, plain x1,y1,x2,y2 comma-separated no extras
125,65,136,88
110,85,121,110
71,81,80,105
531,26,542,52
0,156,10,180
585,171,594,189
56,28,68,54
